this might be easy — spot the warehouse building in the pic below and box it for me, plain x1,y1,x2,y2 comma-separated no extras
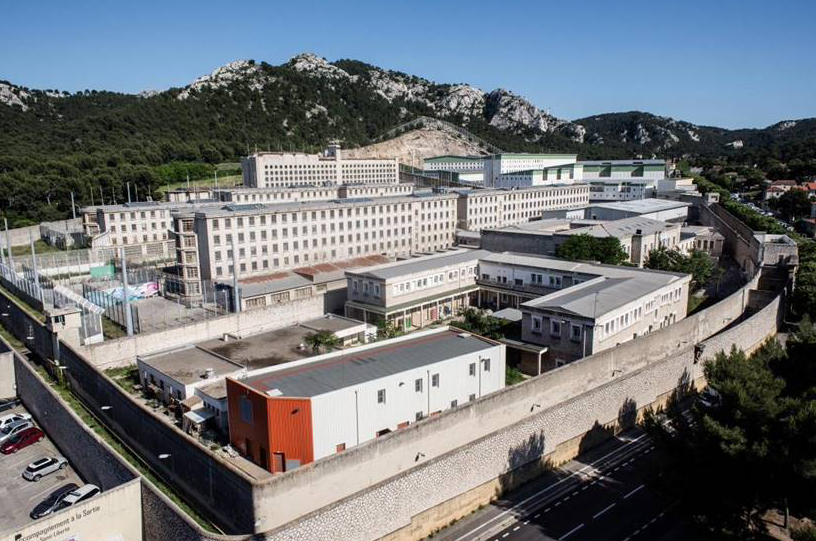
226,326,505,472
241,144,399,188
483,153,578,188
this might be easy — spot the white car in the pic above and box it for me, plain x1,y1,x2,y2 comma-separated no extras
58,484,100,509
23,456,68,482
0,419,34,445
0,412,32,431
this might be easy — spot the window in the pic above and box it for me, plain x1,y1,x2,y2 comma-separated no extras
415,378,423,393
415,411,424,421
571,324,582,341
551,320,561,336
450,400,458,408
239,395,252,424
469,394,476,402
431,373,439,387
468,363,476,376
483,358,491,372
377,389,386,404
532,316,542,333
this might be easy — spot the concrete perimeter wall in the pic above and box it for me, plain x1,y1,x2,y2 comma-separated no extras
255,285,783,541
699,203,761,273
82,295,323,367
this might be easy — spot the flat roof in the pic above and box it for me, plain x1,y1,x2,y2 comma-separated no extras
198,326,316,370
563,216,679,238
351,249,490,280
138,345,243,386
237,328,497,397
589,199,691,214
190,193,457,218
522,276,652,318
300,315,366,334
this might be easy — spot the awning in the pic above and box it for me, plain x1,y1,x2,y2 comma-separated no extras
183,409,216,425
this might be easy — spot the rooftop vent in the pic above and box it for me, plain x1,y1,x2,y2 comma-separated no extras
202,368,215,379
458,332,471,338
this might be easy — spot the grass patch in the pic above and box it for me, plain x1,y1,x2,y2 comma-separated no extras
101,316,127,340
158,175,242,194
688,294,715,315
506,365,526,385
3,239,68,257
0,324,26,350
104,366,140,394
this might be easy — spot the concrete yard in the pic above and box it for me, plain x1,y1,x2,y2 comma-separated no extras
0,405,84,532
132,295,220,332
199,325,315,369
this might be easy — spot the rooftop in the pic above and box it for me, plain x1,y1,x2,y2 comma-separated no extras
236,328,497,397
198,326,317,370
300,314,367,334
138,345,243,386
351,249,490,280
589,199,691,214
563,216,679,238
523,276,657,318
578,159,665,166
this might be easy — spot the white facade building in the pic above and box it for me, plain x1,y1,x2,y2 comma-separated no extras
484,153,578,187
242,144,399,188
226,326,505,472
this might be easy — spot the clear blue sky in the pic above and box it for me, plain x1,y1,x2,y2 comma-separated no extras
2,0,814,129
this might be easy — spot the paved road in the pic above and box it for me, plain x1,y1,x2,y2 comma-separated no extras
436,430,692,541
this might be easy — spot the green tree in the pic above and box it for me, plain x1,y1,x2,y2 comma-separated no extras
451,307,505,340
555,235,629,265
303,330,340,354
772,189,813,222
376,319,403,340
644,247,716,292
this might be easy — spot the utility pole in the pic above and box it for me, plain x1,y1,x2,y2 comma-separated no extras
70,191,77,219
186,174,190,190
120,248,134,336
90,186,94,206
230,238,240,314
4,218,14,270
29,231,44,306
99,186,104,205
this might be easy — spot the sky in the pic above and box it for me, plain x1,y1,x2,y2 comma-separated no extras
1,0,814,129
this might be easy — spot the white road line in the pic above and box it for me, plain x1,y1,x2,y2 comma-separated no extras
448,434,650,541
624,484,645,499
501,534,508,539
592,502,616,519
560,523,585,540
512,526,520,532
554,501,562,507
571,491,579,496
523,521,529,525
580,486,588,491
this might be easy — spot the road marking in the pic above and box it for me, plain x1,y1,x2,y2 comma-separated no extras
501,534,508,538
580,485,588,491
554,501,562,507
28,482,62,501
536,512,543,517
523,521,529,525
613,466,620,471
571,490,579,496
512,526,520,532
624,484,645,499
448,434,650,541
592,502,616,519
560,523,585,540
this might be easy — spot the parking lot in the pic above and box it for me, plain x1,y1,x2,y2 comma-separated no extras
0,404,84,532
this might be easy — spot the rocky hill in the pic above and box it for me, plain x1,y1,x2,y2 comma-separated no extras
1,52,815,225
344,126,491,165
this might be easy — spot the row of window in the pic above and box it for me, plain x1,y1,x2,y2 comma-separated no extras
376,361,492,404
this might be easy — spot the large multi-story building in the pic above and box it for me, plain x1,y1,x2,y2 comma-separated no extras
241,144,399,188
345,249,487,328
226,326,505,472
343,249,690,371
483,153,578,188
454,185,590,231
173,193,458,296
220,183,415,205
423,155,486,184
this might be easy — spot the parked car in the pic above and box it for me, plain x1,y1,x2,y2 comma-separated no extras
0,411,32,431
22,456,68,481
30,483,79,519
0,427,44,454
0,419,34,445
56,484,100,510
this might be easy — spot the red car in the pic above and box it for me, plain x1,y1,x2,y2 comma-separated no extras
1,427,43,454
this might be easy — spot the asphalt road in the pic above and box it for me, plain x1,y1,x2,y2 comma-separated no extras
436,430,691,541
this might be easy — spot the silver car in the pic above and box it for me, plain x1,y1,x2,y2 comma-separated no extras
23,456,68,482
0,412,31,431
0,419,34,445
